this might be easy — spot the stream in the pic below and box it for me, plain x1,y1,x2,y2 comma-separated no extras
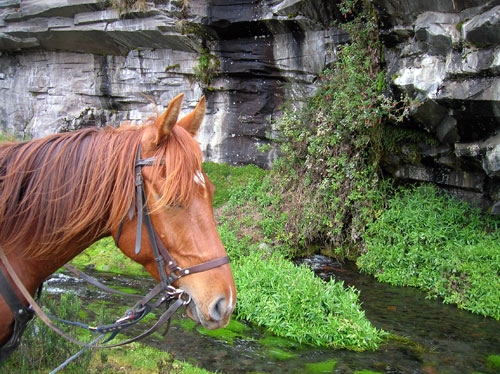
45,256,500,373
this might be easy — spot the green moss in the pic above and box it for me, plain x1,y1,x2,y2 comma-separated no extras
196,319,251,343
196,326,240,343
487,354,500,369
71,237,148,276
259,336,298,349
265,348,297,360
224,319,252,333
304,359,338,373
177,318,198,330
165,63,181,72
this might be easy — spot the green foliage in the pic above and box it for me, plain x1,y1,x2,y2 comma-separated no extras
0,131,16,143
487,354,500,369
232,250,386,350
193,48,220,87
380,123,437,154
358,184,500,320
216,169,387,350
270,2,410,255
219,172,298,258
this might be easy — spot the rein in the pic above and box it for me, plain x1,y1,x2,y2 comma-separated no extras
0,146,229,365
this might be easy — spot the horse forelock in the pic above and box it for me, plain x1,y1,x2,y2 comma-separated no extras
147,124,203,212
0,127,141,259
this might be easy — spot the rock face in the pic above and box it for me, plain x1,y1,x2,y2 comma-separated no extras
373,0,500,211
0,0,500,212
0,0,343,168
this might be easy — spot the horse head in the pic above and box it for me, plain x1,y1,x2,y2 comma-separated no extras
113,94,236,330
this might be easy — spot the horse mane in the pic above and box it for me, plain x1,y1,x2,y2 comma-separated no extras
0,117,202,259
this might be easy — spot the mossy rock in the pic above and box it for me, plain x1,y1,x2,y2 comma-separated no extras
259,335,298,349
265,347,297,361
304,359,338,373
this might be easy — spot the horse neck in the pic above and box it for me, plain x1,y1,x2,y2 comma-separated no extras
6,241,95,298
1,127,141,292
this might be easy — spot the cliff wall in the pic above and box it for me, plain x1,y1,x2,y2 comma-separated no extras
1,0,499,211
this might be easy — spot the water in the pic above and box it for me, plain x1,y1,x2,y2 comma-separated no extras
45,257,500,373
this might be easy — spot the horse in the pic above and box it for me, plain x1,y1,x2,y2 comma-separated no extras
0,93,236,361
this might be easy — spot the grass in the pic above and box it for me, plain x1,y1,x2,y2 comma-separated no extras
358,184,500,320
0,131,16,142
203,162,266,208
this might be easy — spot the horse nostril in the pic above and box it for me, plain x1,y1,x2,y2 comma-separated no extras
210,296,228,322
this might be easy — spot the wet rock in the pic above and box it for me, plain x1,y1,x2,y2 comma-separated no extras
0,0,341,168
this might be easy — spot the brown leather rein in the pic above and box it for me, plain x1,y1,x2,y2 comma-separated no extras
0,147,229,359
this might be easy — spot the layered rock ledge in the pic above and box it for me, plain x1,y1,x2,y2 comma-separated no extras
1,0,500,212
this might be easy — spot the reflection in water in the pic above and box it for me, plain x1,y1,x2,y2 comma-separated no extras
46,257,500,373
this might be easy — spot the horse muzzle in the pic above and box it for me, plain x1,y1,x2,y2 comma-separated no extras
184,292,235,330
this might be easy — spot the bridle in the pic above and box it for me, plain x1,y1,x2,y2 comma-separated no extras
115,147,230,288
0,145,230,362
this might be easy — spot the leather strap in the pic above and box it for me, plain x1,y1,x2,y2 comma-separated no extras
0,262,35,362
63,264,141,299
0,249,187,350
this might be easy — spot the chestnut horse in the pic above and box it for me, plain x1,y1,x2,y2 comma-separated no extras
0,94,236,360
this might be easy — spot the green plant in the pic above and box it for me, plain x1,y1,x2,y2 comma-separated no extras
231,249,386,350
71,237,148,276
487,354,500,370
203,162,266,208
0,130,16,143
108,0,148,14
193,48,220,87
358,184,500,320
214,168,387,351
266,1,412,256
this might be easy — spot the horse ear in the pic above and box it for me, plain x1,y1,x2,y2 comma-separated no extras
155,93,184,144
176,96,206,136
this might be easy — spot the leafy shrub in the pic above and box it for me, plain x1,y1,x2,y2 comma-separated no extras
269,3,410,256
358,184,500,320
